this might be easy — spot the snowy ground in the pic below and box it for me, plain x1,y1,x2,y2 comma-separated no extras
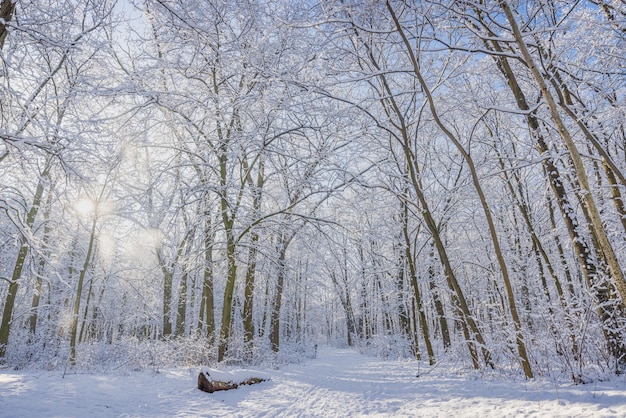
1,347,626,417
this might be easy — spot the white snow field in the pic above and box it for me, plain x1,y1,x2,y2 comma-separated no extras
1,346,626,417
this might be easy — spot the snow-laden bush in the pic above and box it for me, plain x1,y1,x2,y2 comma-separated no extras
358,334,414,360
71,336,215,373
3,335,215,372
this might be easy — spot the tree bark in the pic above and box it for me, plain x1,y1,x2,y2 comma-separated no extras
0,161,51,359
158,252,173,338
175,268,189,337
0,0,15,50
29,189,54,336
69,216,98,365
218,235,237,361
270,236,289,352
243,159,264,358
401,199,435,364
428,250,450,350
198,206,215,346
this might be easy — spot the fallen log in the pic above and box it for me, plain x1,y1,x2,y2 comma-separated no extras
197,367,270,393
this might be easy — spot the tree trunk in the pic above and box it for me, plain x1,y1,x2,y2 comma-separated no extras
159,256,173,338
0,161,51,359
270,238,288,353
426,245,450,351
603,161,626,234
242,162,264,358
483,1,626,368
69,217,97,365
402,202,435,364
243,234,258,357
216,125,238,361
218,236,237,362
386,0,532,378
499,0,626,308
357,245,372,341
79,263,96,344
175,268,188,337
395,240,411,339
198,207,215,346
29,190,54,337
496,146,581,362
348,9,492,368
0,0,15,50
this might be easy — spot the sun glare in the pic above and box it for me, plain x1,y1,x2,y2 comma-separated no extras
98,233,115,265
75,198,95,217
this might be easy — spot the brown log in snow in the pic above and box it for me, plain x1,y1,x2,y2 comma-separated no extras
197,370,268,393
198,372,237,393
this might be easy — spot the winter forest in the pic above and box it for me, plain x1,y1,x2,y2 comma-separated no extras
1,0,626,386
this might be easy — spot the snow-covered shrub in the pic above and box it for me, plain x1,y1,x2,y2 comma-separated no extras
358,334,413,360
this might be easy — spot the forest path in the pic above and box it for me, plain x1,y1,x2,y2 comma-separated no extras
1,346,626,417
222,346,419,417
